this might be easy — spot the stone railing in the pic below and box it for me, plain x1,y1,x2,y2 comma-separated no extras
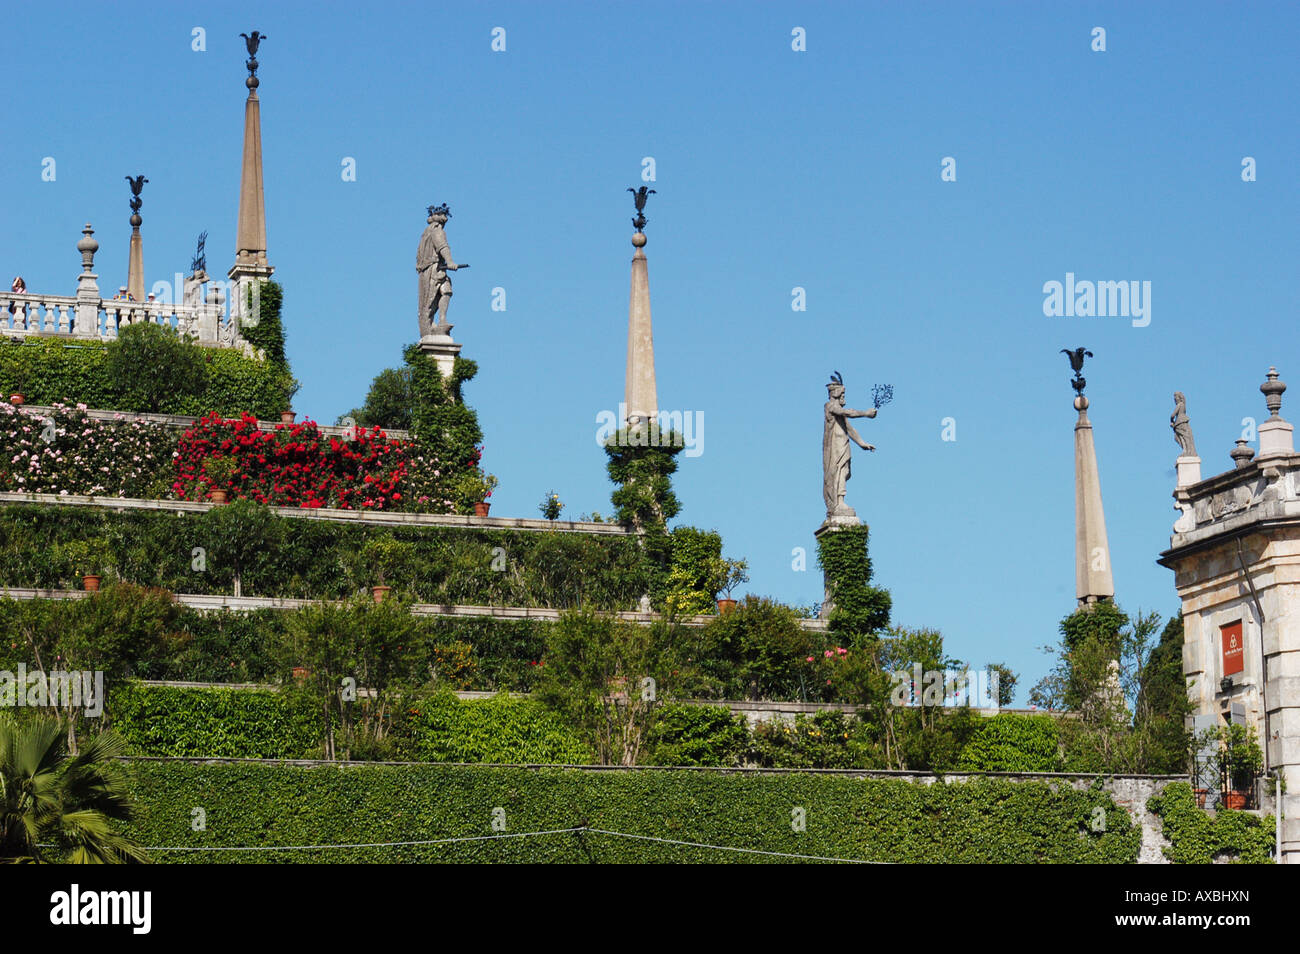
0,291,247,351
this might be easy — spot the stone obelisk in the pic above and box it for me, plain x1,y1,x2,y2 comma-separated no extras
228,31,274,327
125,177,146,304
625,187,658,427
1065,349,1115,606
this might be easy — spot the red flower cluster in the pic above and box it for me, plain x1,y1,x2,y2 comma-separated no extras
172,413,408,509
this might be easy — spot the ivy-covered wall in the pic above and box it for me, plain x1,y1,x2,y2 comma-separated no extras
122,761,1144,863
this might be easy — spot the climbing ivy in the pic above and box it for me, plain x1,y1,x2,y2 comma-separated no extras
815,525,891,643
1147,782,1274,863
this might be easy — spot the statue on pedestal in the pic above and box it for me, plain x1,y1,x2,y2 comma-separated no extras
822,371,877,521
1171,391,1197,457
416,203,467,339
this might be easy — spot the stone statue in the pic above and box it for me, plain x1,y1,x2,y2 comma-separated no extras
416,203,466,338
1171,391,1197,457
823,371,877,520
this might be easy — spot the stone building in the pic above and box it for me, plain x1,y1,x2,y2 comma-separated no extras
1158,368,1297,863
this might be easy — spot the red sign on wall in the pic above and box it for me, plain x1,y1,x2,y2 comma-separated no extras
1221,621,1244,677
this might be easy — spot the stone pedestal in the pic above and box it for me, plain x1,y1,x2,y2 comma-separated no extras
814,516,864,620
1258,418,1295,458
419,333,463,378
1176,455,1202,488
227,263,274,328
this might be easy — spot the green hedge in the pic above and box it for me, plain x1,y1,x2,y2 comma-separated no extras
1147,782,1275,864
957,713,1062,772
122,761,1143,863
0,336,295,419
0,503,653,609
108,683,319,759
103,684,588,763
401,691,590,764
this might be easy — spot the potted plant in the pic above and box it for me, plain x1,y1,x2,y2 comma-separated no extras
361,536,416,602
280,409,297,425
1211,723,1263,809
203,455,236,504
714,557,749,614
62,537,113,591
455,469,498,517
538,490,564,522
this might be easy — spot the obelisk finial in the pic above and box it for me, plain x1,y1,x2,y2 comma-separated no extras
624,187,658,425
229,30,273,327
240,31,267,90
1066,348,1114,607
125,175,148,303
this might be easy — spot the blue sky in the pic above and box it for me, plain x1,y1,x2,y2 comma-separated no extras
3,2,1298,702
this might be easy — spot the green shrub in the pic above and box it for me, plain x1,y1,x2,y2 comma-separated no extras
0,335,295,418
748,710,880,769
105,323,207,413
1148,782,1274,864
401,691,591,764
957,714,1063,772
693,596,827,700
107,682,318,759
644,704,749,767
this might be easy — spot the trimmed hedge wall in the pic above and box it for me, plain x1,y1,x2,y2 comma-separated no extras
0,336,295,419
0,503,653,609
109,683,319,759
123,762,1143,863
104,684,588,763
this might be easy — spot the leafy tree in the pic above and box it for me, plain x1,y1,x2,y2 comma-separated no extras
278,596,423,761
199,499,282,598
986,661,1019,708
694,596,827,701
339,366,413,431
104,323,206,413
0,714,147,863
535,609,670,765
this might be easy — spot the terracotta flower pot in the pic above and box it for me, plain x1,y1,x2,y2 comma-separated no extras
716,598,738,615
82,575,101,592
280,411,297,425
474,501,491,517
1193,788,1208,808
9,393,24,407
1223,790,1249,810
371,585,391,603
210,489,228,505
291,666,310,681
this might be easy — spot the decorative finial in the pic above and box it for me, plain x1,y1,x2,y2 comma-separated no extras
628,186,655,235
191,231,208,275
77,223,98,273
240,31,266,89
1261,366,1286,420
125,175,147,226
1231,438,1256,469
1061,347,1093,396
